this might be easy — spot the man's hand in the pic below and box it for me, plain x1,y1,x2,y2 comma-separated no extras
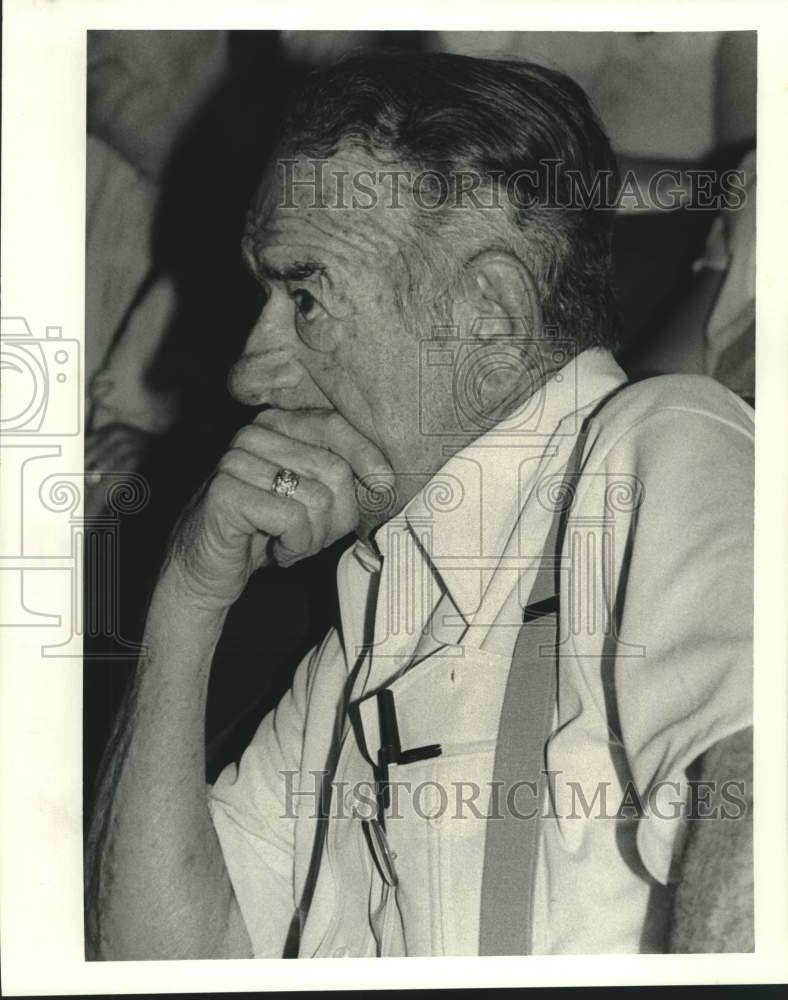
166,407,393,611
85,407,393,958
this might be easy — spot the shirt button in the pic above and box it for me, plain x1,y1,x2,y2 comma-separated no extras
333,946,348,957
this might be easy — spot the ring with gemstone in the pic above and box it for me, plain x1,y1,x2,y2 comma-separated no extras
271,468,300,498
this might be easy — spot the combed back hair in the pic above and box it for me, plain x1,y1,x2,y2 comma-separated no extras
274,50,622,351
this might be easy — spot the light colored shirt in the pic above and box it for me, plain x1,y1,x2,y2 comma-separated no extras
207,347,754,956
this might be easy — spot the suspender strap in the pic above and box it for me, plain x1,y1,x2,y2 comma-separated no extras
478,479,567,956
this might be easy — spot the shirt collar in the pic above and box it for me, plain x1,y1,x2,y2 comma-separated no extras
370,347,628,621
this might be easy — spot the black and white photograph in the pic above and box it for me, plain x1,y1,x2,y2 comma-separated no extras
1,4,787,994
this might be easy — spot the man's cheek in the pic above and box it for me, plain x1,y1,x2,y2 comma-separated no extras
301,357,365,428
294,318,338,354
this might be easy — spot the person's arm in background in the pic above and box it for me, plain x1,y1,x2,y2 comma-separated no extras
85,33,231,515
85,409,392,959
87,31,228,183
84,273,182,517
669,727,753,952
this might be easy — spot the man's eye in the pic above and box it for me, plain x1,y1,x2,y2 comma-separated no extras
292,289,322,321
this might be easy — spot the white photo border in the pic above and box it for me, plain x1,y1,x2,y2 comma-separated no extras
1,1,786,993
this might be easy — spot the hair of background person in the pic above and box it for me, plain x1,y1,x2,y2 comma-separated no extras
274,50,622,352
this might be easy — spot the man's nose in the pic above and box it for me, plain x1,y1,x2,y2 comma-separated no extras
227,311,305,407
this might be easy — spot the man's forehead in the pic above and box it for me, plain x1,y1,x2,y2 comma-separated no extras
266,149,409,205
244,151,414,267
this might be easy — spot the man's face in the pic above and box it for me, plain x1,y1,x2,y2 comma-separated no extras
230,151,450,482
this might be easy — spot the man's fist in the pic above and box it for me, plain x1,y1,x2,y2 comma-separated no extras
164,408,393,611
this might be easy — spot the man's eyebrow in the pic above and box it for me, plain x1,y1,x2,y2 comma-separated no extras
257,258,328,283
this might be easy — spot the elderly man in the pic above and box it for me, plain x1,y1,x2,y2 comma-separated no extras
86,52,754,959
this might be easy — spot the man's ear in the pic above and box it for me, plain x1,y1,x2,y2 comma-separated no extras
455,249,543,341
442,250,547,427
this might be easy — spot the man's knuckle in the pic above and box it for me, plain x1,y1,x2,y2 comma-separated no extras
324,452,347,479
231,425,257,451
284,502,311,537
336,464,355,493
254,408,283,431
217,451,241,476
311,482,334,512
208,470,235,503
325,410,343,431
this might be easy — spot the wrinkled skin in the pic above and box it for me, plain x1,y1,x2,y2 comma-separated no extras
171,153,479,603
169,151,547,608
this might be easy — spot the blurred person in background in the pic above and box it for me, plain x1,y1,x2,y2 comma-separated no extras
85,31,230,514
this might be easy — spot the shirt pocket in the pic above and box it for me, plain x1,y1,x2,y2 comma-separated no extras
356,643,511,955
378,742,499,957
431,740,501,955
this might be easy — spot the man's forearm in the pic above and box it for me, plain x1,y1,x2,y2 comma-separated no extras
85,566,252,960
83,405,389,959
